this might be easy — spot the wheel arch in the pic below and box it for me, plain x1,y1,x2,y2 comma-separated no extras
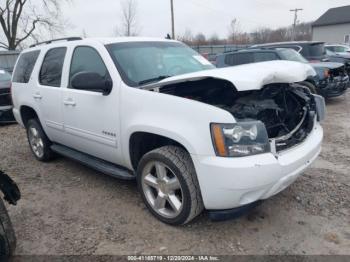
20,105,39,127
128,131,195,171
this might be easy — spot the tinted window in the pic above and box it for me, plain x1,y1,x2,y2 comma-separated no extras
326,46,335,52
13,50,40,83
70,46,110,88
306,43,326,57
225,53,254,66
39,47,67,87
253,52,278,62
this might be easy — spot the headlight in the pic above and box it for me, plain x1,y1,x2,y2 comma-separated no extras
211,121,270,157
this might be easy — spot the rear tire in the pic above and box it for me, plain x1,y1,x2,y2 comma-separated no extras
26,119,55,162
0,199,16,256
137,146,203,225
300,81,318,94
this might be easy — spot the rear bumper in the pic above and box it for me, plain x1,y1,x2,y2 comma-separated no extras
318,76,349,98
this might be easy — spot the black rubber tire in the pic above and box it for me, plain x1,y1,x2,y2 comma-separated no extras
0,199,16,257
26,119,55,162
299,81,318,94
137,146,204,225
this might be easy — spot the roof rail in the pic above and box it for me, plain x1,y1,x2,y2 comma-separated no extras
29,37,83,48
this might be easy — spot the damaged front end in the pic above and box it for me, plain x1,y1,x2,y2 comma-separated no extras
315,64,349,98
224,83,319,153
157,77,324,155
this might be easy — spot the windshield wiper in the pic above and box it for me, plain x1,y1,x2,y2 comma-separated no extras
138,75,171,85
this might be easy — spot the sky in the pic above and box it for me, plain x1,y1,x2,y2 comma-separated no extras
61,0,350,39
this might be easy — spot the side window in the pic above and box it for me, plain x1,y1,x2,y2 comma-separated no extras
327,46,335,52
234,53,254,65
13,50,40,83
224,54,235,65
39,47,67,87
225,53,253,66
254,52,279,62
69,46,111,89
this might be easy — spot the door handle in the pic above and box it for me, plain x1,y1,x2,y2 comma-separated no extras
63,99,76,106
33,93,42,100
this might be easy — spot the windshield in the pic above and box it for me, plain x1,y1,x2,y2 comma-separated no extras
279,49,308,63
0,69,11,82
106,41,215,87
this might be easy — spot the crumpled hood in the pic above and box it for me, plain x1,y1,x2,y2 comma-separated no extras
310,61,344,69
143,60,316,91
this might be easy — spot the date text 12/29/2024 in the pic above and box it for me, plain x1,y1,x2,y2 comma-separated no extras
127,256,220,261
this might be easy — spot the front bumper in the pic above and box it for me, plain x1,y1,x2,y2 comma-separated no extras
318,76,349,98
0,106,15,123
192,122,323,210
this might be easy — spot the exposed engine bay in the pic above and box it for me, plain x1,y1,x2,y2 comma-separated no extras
158,78,317,152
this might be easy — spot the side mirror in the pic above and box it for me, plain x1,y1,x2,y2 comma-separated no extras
71,71,112,95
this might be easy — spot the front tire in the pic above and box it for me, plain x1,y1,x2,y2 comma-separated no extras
26,119,55,162
137,146,203,225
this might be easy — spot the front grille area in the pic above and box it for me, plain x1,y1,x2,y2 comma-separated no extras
0,88,11,107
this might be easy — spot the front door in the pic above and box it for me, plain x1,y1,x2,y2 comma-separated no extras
62,45,121,164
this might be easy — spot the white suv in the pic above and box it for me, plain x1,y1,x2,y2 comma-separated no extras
11,37,325,225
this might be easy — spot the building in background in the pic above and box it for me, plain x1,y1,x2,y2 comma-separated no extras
312,5,350,45
0,51,20,73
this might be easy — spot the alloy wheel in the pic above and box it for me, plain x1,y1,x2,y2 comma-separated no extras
28,127,44,158
141,161,183,219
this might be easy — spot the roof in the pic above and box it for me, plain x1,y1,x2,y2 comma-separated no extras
24,37,178,52
313,5,350,27
252,41,324,47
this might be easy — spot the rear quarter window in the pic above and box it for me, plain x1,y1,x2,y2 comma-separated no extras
13,50,40,83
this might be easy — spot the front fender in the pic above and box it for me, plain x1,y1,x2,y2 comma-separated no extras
120,86,234,168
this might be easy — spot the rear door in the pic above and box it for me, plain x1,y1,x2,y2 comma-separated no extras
61,44,121,164
35,47,67,143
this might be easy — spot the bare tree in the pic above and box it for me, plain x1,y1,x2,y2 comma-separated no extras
0,0,69,50
116,0,139,36
194,33,206,45
177,29,193,44
228,18,242,44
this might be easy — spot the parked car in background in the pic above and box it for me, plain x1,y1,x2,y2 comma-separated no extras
325,44,350,54
216,48,349,98
325,49,350,73
0,69,15,123
251,41,329,62
11,37,325,225
0,170,21,256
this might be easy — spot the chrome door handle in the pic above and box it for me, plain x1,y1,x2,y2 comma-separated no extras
63,99,76,106
33,94,42,100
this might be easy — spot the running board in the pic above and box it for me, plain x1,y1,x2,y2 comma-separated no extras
51,144,135,180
